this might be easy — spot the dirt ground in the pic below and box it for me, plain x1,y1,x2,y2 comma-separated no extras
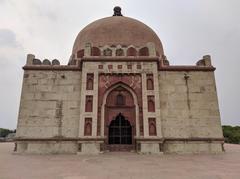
0,143,240,179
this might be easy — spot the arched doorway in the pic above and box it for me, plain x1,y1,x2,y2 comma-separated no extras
102,83,138,151
109,113,132,145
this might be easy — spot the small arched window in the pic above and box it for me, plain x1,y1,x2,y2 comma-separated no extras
127,47,137,56
148,96,155,112
146,74,154,90
149,118,157,136
147,79,154,90
116,48,124,56
85,96,93,112
116,94,125,106
84,118,92,136
86,74,94,90
91,47,101,56
103,48,112,56
87,79,93,90
77,49,84,58
139,47,149,56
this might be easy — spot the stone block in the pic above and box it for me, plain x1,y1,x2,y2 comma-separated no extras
163,141,223,154
137,141,163,154
78,142,102,154
26,54,35,65
16,141,78,154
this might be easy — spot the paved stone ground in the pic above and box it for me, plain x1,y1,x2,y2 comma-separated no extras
0,143,240,179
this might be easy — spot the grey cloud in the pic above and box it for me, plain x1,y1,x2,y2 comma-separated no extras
0,29,19,48
0,29,24,130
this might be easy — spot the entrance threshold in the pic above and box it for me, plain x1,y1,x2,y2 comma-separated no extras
105,144,135,152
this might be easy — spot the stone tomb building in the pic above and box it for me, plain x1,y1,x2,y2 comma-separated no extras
15,7,224,154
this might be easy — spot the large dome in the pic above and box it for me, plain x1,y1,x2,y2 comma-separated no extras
72,15,164,57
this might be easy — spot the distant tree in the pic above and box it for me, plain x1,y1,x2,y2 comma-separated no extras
222,125,240,144
0,128,15,138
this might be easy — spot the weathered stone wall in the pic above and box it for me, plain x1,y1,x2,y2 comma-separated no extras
159,71,223,153
159,71,222,138
16,141,78,154
15,60,224,154
16,70,81,139
163,141,223,154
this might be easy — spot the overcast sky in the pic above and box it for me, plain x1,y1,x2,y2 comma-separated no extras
0,0,239,129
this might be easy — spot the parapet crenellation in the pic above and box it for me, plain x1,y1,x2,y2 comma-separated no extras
196,55,212,67
25,54,82,66
26,54,62,66
24,53,214,72
158,54,214,71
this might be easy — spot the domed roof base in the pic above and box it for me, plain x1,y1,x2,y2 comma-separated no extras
72,16,164,59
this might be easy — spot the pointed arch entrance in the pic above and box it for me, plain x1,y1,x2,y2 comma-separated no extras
101,83,139,151
109,113,132,145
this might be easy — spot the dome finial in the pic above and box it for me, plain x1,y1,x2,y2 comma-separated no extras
113,6,123,16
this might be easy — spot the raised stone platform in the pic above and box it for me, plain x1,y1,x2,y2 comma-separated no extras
1,142,240,179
